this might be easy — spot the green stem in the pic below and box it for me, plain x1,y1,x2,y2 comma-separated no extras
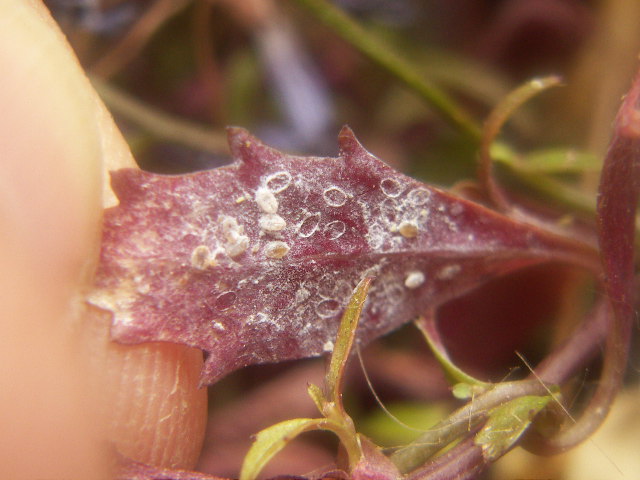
294,0,482,142
479,76,562,211
91,77,229,155
507,170,596,215
390,380,549,473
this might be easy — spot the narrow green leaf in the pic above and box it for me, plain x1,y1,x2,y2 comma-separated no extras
242,279,373,480
475,395,551,461
326,277,372,406
240,418,326,480
415,316,490,391
307,383,327,415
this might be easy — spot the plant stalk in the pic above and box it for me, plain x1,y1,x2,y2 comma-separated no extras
91,77,229,155
293,0,482,142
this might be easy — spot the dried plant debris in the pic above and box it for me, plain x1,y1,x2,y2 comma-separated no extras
89,127,595,385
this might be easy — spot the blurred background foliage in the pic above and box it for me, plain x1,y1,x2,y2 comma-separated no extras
46,1,640,479
47,0,640,181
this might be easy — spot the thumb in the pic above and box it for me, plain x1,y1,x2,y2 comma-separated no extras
0,0,207,476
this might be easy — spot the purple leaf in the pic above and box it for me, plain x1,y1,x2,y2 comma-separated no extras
117,460,226,480
89,127,596,385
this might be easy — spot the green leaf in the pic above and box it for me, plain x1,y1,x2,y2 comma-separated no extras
241,281,375,480
475,395,551,461
240,418,326,480
415,316,490,391
325,277,372,406
307,383,327,415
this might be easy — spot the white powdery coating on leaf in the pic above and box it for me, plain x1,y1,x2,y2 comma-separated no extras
265,171,292,193
94,128,578,385
323,186,349,207
297,212,321,238
255,187,279,214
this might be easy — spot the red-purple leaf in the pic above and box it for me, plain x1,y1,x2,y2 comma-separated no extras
89,127,596,385
117,460,226,480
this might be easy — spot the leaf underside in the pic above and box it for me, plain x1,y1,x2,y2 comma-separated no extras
89,126,592,385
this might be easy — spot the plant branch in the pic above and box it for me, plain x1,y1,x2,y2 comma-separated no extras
405,436,484,480
293,0,482,142
534,298,610,385
479,76,562,212
390,379,548,473
526,69,640,453
90,0,192,78
396,288,612,476
91,77,229,155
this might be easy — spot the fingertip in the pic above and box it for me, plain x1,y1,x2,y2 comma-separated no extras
83,309,208,469
109,342,208,468
0,1,204,477
0,1,113,477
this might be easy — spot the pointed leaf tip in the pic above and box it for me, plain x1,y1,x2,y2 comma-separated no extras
326,277,372,404
226,126,267,167
338,125,369,159
108,168,156,206
240,418,325,480
226,125,250,145
338,124,356,141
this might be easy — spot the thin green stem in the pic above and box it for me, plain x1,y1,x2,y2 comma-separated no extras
479,76,562,211
91,77,229,155
390,380,548,473
293,0,482,142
